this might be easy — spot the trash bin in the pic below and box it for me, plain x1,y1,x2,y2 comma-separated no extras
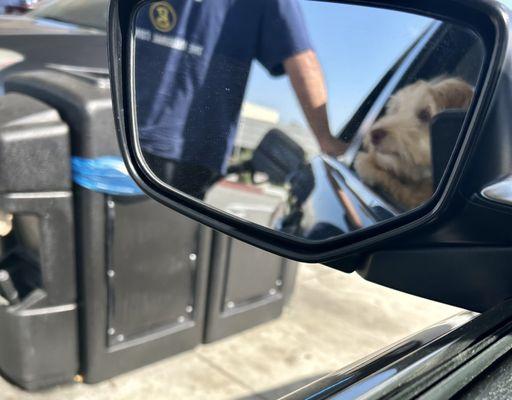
0,92,78,390
6,71,212,382
204,233,298,343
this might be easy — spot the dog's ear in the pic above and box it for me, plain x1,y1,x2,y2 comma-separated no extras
431,78,474,110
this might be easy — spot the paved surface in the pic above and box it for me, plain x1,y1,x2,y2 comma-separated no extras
1,263,461,400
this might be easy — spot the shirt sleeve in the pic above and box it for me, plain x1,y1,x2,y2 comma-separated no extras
256,0,312,76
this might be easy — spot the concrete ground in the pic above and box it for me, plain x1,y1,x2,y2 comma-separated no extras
1,263,462,400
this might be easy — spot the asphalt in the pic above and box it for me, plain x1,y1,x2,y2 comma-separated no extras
0,263,461,400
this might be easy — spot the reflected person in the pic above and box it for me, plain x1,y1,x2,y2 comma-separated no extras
135,0,347,199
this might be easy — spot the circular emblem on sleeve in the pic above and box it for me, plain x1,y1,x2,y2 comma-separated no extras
149,1,177,33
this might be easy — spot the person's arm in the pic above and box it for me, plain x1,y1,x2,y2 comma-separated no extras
284,50,348,157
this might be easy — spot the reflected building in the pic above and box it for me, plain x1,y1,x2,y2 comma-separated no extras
233,102,319,162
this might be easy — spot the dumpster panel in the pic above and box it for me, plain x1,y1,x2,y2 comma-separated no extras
108,197,202,344
204,233,298,343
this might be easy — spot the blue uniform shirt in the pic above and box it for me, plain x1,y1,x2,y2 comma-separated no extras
135,0,311,174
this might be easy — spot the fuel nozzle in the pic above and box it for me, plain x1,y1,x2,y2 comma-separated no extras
0,269,20,306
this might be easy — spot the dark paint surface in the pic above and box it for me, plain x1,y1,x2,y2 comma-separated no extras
281,311,476,400
275,156,397,241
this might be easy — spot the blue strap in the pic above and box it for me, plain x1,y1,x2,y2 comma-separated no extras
72,156,144,196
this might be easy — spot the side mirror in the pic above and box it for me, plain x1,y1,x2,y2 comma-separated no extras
108,0,511,266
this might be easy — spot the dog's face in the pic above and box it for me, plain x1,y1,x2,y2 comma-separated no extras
364,78,473,181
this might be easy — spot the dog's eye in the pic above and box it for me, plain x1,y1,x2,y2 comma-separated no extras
417,108,432,123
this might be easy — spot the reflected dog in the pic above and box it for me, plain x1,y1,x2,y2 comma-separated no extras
355,77,473,210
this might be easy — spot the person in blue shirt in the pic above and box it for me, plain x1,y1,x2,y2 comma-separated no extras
135,0,347,199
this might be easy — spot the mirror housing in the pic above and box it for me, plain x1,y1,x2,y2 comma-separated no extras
108,0,511,272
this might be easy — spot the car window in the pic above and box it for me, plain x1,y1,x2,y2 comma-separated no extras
397,25,484,90
29,0,108,31
337,23,484,209
343,23,483,160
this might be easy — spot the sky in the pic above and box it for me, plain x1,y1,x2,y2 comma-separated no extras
244,1,433,132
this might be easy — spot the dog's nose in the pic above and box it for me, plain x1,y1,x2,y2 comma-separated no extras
371,128,387,145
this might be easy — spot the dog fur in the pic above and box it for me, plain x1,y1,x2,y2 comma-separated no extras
354,77,474,210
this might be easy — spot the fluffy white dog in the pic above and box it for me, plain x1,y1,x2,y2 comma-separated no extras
355,77,474,210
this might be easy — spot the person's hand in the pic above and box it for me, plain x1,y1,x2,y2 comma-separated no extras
319,136,349,157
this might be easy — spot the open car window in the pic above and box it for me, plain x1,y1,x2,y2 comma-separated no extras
340,21,485,210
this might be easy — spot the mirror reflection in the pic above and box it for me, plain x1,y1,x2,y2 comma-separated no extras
133,0,484,241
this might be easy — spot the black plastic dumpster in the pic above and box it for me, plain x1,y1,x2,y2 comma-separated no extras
2,69,298,386
6,70,212,382
0,92,78,390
